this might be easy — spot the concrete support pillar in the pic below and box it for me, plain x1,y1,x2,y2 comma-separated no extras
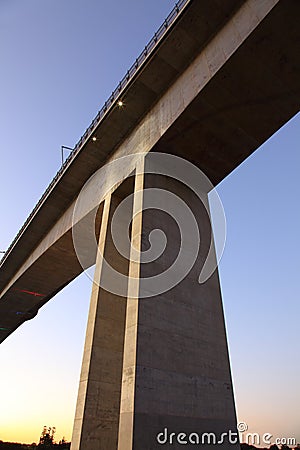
71,190,132,450
72,155,238,450
118,158,238,449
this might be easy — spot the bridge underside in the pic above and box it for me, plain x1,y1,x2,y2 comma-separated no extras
0,0,299,343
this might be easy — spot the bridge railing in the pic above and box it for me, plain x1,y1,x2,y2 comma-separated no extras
0,0,191,266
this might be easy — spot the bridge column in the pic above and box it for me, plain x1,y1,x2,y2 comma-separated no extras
117,157,239,449
71,189,132,450
71,155,238,450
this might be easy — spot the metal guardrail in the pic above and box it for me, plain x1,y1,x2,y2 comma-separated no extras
0,0,191,266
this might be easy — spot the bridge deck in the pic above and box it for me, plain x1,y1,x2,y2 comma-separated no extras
0,0,299,343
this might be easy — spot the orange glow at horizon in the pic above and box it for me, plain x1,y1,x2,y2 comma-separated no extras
0,408,73,444
0,392,74,444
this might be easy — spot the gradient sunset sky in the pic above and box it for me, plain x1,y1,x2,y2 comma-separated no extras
0,0,299,445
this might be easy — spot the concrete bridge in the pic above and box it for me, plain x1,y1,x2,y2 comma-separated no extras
0,0,299,449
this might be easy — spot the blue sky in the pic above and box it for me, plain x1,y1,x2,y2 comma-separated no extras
0,0,299,444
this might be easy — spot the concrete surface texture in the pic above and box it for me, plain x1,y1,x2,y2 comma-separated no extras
71,163,238,449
